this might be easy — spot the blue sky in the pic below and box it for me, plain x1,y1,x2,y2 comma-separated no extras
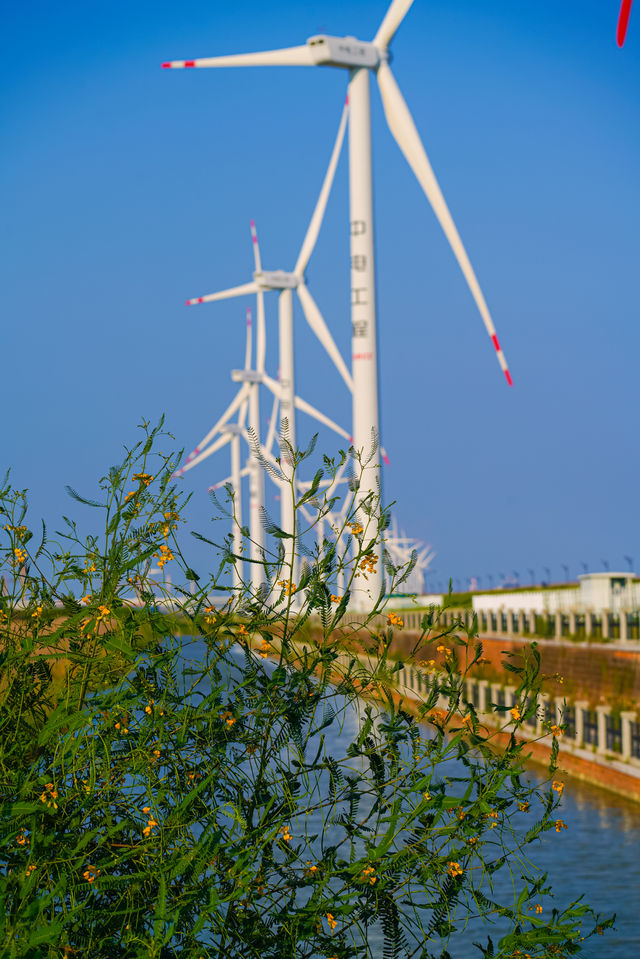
2,0,639,591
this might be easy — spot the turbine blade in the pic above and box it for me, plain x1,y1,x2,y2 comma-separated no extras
244,307,253,371
294,395,351,441
373,0,416,49
377,61,513,386
618,0,633,46
250,220,263,273
175,432,232,476
209,465,250,492
256,289,266,372
162,46,314,69
294,99,349,275
264,392,279,455
238,394,250,430
186,281,258,306
296,283,354,392
261,374,280,397
178,384,250,472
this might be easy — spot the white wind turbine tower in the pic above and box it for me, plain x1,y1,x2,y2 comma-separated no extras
175,306,266,594
183,102,354,579
163,0,513,608
177,251,354,594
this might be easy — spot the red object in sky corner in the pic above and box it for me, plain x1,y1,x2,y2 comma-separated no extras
617,0,633,47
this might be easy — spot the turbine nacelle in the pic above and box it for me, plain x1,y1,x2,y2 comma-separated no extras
253,269,299,290
306,35,382,69
231,369,262,384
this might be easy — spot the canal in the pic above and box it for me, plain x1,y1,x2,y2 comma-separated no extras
171,636,640,957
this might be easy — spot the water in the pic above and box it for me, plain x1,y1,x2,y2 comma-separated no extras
163,636,640,956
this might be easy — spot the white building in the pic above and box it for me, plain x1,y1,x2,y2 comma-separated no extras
471,573,640,615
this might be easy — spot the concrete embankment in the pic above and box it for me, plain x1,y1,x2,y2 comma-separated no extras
300,619,640,803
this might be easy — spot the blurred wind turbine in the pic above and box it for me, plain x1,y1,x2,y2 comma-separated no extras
175,308,265,591
163,0,513,606
184,103,353,573
384,515,435,595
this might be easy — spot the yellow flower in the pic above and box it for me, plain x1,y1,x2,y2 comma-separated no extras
279,825,291,843
257,638,272,658
552,780,564,795
518,801,530,813
39,783,58,809
82,864,100,883
447,861,463,878
510,705,522,722
555,819,568,833
467,836,478,845
550,725,563,737
81,595,91,604
326,913,337,931
277,579,296,596
436,645,446,653
31,606,43,619
535,904,543,914
386,612,404,628
330,594,341,603
361,865,376,883
25,864,36,877
132,472,153,486
142,806,151,814
221,710,236,728
16,829,29,847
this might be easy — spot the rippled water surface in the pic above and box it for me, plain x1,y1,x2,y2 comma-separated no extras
171,637,640,957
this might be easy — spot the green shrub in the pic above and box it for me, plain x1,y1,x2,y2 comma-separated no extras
0,422,613,957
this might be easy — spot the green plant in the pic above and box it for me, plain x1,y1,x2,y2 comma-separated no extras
0,422,614,957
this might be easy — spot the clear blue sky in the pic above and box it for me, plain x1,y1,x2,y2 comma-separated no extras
2,0,639,591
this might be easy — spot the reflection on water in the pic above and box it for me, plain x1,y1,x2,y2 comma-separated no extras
167,637,640,957
524,771,640,958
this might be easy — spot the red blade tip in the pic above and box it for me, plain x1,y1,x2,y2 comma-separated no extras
505,370,513,387
617,0,633,46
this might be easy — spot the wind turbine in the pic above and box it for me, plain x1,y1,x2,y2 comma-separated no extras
178,275,354,592
183,102,353,574
163,0,513,607
384,515,435,594
175,308,265,591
